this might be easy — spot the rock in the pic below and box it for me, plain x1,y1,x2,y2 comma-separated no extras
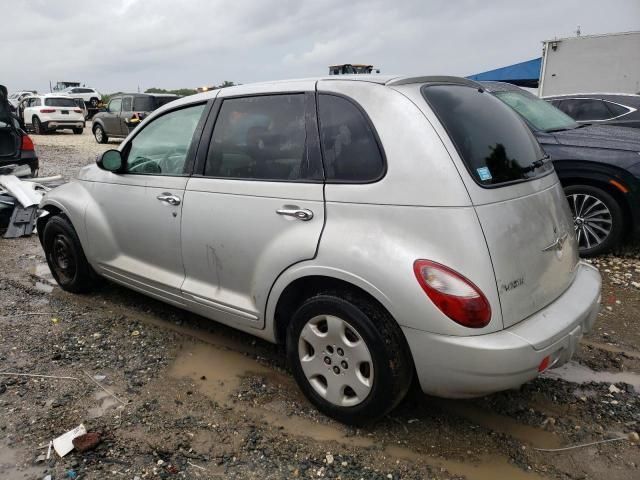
72,432,101,452
629,432,640,444
131,330,140,337
36,454,46,463
325,454,334,465
157,459,165,466
542,417,556,430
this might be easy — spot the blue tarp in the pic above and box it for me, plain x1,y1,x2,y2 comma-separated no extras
467,58,541,85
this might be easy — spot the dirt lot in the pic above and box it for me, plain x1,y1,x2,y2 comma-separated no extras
1,128,639,480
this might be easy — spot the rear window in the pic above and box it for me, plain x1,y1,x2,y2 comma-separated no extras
422,85,550,186
45,98,77,107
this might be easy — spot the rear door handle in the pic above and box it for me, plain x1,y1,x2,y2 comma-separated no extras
276,206,314,221
156,193,181,206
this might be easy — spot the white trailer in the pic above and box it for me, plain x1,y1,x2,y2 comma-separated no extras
539,31,640,97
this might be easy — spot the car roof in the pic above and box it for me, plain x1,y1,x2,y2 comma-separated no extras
148,75,483,120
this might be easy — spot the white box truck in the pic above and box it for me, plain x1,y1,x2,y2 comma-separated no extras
539,31,640,96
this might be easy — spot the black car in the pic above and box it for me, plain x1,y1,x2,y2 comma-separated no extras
0,85,38,177
91,93,179,144
544,94,640,129
481,81,640,256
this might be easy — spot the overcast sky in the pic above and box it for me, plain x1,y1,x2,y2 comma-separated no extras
3,0,639,94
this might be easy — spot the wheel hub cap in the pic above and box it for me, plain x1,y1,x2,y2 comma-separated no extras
298,315,374,407
566,193,612,250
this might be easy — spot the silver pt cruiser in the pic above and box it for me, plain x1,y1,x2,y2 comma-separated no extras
37,75,601,424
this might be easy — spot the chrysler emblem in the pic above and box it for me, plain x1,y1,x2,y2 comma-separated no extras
542,230,569,252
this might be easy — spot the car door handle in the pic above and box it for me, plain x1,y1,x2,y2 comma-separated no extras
156,193,181,206
276,206,314,221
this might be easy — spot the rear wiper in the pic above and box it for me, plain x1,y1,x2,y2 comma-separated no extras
524,154,550,172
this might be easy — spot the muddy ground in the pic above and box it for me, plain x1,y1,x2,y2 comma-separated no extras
1,129,639,480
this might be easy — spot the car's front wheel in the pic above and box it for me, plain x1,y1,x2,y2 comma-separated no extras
565,184,624,257
93,124,108,144
42,215,100,293
287,292,413,425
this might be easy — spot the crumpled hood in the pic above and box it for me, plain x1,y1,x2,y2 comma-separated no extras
552,124,640,153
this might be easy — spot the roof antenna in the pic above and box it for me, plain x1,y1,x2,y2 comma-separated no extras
576,25,581,37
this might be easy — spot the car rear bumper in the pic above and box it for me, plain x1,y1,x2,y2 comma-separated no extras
404,261,601,398
43,120,84,129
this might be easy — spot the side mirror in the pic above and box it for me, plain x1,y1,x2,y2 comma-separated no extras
97,149,123,172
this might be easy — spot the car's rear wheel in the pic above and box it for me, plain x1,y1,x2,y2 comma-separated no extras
564,185,624,257
32,116,43,135
42,215,100,293
287,292,413,425
93,124,107,144
73,127,84,135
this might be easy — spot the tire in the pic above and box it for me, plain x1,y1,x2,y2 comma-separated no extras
73,127,84,135
287,292,413,425
93,124,108,144
42,215,100,293
32,116,43,134
564,184,624,257
89,97,99,108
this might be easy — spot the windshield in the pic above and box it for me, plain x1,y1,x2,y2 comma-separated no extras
494,91,578,132
45,97,78,107
422,84,551,187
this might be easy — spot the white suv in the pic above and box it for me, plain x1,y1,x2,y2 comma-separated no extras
59,87,102,107
20,95,85,134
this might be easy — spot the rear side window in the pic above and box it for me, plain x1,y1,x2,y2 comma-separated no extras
205,94,319,181
564,99,612,121
422,85,549,186
122,97,132,112
604,101,628,117
133,96,155,111
318,94,384,182
45,98,76,107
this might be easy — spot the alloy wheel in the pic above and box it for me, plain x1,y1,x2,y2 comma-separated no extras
298,315,374,407
95,127,103,142
566,193,613,250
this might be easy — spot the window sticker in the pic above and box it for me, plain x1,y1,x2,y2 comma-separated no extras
476,166,492,181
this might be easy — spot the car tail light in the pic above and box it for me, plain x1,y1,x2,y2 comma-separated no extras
413,260,491,328
538,356,551,372
21,134,35,151
40,108,55,113
73,109,83,113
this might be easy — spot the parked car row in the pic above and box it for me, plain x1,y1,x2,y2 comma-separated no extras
481,82,640,256
38,75,602,424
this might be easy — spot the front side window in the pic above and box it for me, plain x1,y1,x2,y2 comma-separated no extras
108,98,122,113
318,94,384,182
124,104,205,176
494,91,577,132
423,85,550,186
205,94,315,181
563,99,611,121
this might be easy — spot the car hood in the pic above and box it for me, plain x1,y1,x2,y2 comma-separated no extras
550,124,640,153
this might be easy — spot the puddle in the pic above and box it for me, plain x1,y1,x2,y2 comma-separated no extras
385,445,546,480
171,342,548,479
88,390,121,418
171,341,273,404
435,400,561,449
30,262,56,292
0,444,45,478
544,361,640,392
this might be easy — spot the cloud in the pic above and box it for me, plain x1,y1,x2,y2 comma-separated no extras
2,0,639,93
